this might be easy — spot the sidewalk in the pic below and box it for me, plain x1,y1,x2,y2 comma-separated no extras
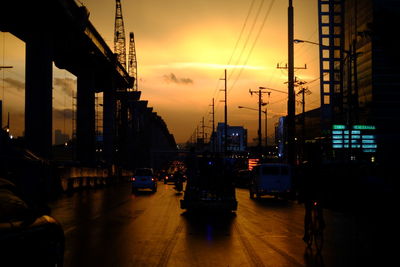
322,191,397,267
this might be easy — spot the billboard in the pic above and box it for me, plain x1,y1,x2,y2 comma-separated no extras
331,125,377,153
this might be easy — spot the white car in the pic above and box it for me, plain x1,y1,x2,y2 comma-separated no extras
131,168,157,193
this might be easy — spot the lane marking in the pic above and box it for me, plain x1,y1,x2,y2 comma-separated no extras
233,222,266,267
156,222,185,267
239,220,304,267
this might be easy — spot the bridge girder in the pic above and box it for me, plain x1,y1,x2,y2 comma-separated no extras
0,0,133,91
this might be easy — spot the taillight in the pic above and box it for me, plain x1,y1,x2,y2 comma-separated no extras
151,178,155,181
131,177,136,181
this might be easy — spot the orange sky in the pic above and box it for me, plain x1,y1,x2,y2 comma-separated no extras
0,0,320,144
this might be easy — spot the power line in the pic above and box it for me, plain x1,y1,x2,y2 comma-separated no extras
186,0,277,143
227,0,257,67
229,0,265,80
228,0,276,94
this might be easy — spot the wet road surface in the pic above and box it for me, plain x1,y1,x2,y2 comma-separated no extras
49,182,394,267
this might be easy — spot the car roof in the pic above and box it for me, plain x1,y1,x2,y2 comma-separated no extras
259,163,290,167
135,167,153,171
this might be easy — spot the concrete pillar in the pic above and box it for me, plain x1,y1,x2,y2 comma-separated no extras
103,85,116,164
25,33,53,158
76,71,95,164
119,93,128,167
0,100,2,129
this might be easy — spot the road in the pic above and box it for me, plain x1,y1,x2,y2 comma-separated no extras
49,181,394,267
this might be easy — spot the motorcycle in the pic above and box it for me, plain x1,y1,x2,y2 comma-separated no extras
174,180,183,192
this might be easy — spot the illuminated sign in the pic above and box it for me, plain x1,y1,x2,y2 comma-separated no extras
331,125,377,153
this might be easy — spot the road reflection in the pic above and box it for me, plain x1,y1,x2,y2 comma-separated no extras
182,210,236,242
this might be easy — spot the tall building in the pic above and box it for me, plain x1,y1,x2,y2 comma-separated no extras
307,0,399,164
340,0,400,165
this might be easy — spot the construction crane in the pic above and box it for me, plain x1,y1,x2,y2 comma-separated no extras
128,32,138,91
114,0,126,70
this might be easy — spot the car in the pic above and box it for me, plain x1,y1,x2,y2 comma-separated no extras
163,172,177,184
164,171,187,184
131,168,157,193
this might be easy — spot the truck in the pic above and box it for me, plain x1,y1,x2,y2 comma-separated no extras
180,153,237,211
249,163,293,199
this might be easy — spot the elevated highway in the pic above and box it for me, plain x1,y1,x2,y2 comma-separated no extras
1,0,177,202
1,0,133,160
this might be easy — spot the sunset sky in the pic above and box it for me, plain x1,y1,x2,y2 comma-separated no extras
0,0,320,144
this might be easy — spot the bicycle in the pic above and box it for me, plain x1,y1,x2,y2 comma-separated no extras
304,200,324,252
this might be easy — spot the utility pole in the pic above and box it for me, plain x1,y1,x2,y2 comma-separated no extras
264,92,271,148
210,98,215,134
196,125,199,145
249,87,270,152
277,68,306,163
287,0,295,165
296,80,311,161
201,117,205,142
220,69,228,153
210,98,215,152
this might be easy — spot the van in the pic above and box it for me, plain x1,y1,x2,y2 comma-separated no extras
249,163,292,199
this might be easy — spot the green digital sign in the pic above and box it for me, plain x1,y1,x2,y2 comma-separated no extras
331,125,377,153
353,125,376,130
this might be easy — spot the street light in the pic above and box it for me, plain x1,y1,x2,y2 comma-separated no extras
238,105,268,147
293,39,325,47
238,105,268,148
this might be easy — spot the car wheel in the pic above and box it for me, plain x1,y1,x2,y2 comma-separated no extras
132,187,137,194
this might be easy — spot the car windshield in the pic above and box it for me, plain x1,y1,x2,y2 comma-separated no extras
281,167,289,175
135,169,153,176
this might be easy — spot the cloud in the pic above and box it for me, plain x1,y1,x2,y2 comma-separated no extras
53,108,74,120
163,73,193,85
2,77,25,91
152,62,266,70
53,77,76,97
